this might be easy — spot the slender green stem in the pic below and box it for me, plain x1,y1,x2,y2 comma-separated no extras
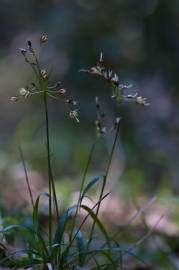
78,140,97,206
19,144,34,208
69,139,97,243
87,123,120,249
24,46,60,248
43,88,53,247
43,84,59,248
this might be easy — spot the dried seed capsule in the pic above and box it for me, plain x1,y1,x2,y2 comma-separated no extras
10,96,18,102
58,88,66,95
65,99,77,105
19,48,27,55
19,88,27,96
40,34,48,44
69,110,79,123
136,96,149,106
27,40,32,47
41,69,48,80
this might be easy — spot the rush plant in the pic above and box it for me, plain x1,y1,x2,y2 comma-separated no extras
0,35,151,269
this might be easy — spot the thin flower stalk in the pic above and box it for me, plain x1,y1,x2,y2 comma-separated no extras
11,35,79,249
87,121,120,251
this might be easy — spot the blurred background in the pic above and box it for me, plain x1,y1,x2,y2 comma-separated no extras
0,0,179,233
1,0,179,268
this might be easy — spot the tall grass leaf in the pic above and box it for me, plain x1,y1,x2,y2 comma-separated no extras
82,246,146,269
89,250,117,270
111,239,123,267
100,251,117,270
19,144,34,208
33,192,49,232
75,230,86,266
53,205,77,246
80,205,110,247
5,248,43,266
80,176,104,203
0,225,48,259
1,225,35,244
92,257,101,269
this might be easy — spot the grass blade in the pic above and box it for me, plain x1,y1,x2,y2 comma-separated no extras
53,205,77,246
75,230,86,266
18,144,34,208
80,175,104,203
33,192,49,232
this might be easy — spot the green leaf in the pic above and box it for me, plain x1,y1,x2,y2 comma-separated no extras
53,205,77,246
80,204,110,246
75,230,86,266
0,224,48,259
33,192,49,232
1,224,35,243
80,176,104,203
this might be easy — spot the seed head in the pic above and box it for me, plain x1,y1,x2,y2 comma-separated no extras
136,96,149,106
40,34,48,44
19,87,27,96
41,69,48,80
111,73,119,86
65,99,77,105
10,96,18,102
69,110,79,123
27,40,34,53
58,88,66,95
27,40,32,47
19,48,27,55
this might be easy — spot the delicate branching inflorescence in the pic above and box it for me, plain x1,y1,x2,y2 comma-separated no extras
11,34,79,123
81,52,149,106
5,36,154,269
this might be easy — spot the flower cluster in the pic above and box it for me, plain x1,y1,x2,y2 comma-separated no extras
81,53,149,106
10,84,37,102
11,35,79,123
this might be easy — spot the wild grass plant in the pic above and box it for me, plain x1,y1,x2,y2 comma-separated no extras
0,35,152,269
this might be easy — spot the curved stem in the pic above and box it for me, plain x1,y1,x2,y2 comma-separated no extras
19,144,34,208
87,123,120,249
69,139,97,243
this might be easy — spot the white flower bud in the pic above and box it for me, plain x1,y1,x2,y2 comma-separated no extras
10,96,18,102
19,88,27,96
69,110,79,123
58,88,66,95
136,96,149,106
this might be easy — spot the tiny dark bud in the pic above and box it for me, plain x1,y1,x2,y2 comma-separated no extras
28,40,32,47
19,48,27,55
112,81,119,87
